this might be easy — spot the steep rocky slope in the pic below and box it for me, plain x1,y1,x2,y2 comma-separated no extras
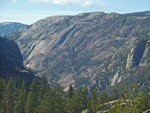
0,36,24,69
0,22,28,36
0,36,36,86
8,11,150,90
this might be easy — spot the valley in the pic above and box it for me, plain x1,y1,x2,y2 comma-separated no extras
7,11,150,91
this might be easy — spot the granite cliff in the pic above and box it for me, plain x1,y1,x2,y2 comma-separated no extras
8,11,150,90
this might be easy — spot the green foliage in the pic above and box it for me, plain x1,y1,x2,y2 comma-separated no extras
25,78,41,113
87,106,94,113
15,81,26,113
83,85,88,108
98,92,108,105
0,76,149,113
65,86,88,113
25,92,35,113
146,42,150,48
72,87,88,113
5,78,17,113
87,88,99,113
0,78,6,113
38,87,65,113
111,88,120,100
146,42,150,57
66,85,74,99
108,84,149,113
40,76,49,95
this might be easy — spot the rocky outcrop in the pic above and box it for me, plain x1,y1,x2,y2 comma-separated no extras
0,36,37,86
126,40,147,69
140,40,150,66
110,71,122,86
8,11,150,90
0,36,24,69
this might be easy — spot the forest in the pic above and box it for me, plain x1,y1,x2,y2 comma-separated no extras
0,77,150,113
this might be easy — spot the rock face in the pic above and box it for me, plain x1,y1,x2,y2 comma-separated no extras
126,40,147,69
0,36,24,69
110,71,122,86
0,22,28,36
140,40,150,66
0,36,36,86
8,11,150,90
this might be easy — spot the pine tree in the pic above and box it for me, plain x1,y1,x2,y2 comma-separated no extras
65,85,75,113
25,78,41,113
0,78,6,113
97,91,109,111
25,92,35,113
73,87,88,112
54,86,65,113
143,87,150,110
38,91,52,113
40,76,49,99
29,78,41,96
68,87,85,113
5,78,17,113
38,87,65,113
15,80,26,113
87,106,94,113
82,85,88,109
66,85,74,98
109,85,146,113
88,88,98,113
98,92,108,105
111,88,119,100
70,95,80,113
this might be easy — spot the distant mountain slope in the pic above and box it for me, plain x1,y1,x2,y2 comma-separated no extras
0,36,36,86
8,11,150,91
105,64,150,94
0,22,28,36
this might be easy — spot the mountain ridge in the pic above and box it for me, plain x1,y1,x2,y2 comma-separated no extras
0,22,28,36
8,11,150,91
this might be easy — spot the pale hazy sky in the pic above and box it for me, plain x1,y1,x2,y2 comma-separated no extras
0,0,150,24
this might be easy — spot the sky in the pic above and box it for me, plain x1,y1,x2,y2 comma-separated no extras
0,0,150,24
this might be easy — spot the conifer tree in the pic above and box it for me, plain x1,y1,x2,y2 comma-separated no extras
66,85,74,98
0,78,6,113
38,87,65,113
70,87,88,113
5,78,17,113
82,85,88,109
40,76,49,99
25,78,41,113
111,88,119,100
142,87,150,110
98,92,108,105
88,88,98,113
15,80,26,113
87,106,94,113
25,92,35,113
65,85,75,113
54,86,65,113
109,85,146,113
